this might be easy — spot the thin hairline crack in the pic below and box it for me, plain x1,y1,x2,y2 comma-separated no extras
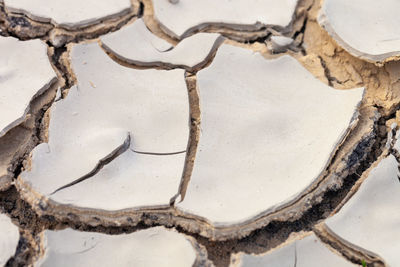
50,132,132,195
50,132,187,195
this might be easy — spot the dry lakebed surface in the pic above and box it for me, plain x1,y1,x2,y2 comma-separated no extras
0,0,399,266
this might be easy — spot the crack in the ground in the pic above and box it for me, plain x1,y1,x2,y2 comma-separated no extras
9,105,388,267
139,0,270,44
50,133,131,195
318,55,343,87
0,1,142,46
1,0,400,266
99,34,225,72
130,149,186,156
0,75,59,190
0,3,53,40
0,187,55,266
46,43,76,100
170,72,201,205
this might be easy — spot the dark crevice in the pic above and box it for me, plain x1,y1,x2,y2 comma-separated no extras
46,42,75,100
292,15,307,42
387,122,400,181
291,16,307,55
318,55,342,87
137,2,144,18
291,0,313,44
0,187,58,266
0,3,53,40
4,78,59,181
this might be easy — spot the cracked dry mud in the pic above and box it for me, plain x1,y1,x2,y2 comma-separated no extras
0,0,400,266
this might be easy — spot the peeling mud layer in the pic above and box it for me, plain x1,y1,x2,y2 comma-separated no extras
1,0,400,266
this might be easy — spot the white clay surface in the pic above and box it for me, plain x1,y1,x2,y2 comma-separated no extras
38,227,196,267
319,0,400,62
19,42,189,210
152,0,298,38
0,36,56,137
178,44,363,225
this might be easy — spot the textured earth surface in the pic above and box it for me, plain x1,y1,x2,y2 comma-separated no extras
0,0,399,266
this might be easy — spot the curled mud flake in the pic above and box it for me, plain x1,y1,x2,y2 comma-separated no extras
314,223,385,267
37,227,204,267
0,36,57,189
17,42,189,213
178,44,364,225
319,0,400,63
326,154,400,266
0,36,57,138
151,0,298,39
234,233,357,267
268,36,294,53
0,213,20,266
101,18,224,71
